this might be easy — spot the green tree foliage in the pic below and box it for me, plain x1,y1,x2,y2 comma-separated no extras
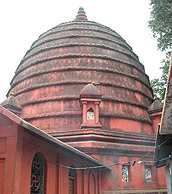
149,0,172,51
148,0,172,101
150,52,170,101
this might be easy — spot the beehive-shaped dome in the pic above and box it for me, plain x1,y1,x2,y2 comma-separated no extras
8,8,153,134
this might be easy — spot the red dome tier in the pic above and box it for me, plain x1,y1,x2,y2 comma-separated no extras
8,8,153,135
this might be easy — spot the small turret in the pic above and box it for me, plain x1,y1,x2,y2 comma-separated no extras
1,94,22,116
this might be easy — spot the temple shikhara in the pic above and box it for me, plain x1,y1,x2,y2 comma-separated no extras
0,7,167,194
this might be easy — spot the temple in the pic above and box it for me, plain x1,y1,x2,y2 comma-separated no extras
0,7,167,194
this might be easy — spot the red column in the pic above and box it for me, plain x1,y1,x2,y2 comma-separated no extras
82,102,87,124
95,102,99,124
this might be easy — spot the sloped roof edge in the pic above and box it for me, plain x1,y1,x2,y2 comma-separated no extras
160,52,172,134
0,105,108,169
154,124,172,168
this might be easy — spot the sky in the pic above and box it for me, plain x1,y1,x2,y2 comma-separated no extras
0,0,166,103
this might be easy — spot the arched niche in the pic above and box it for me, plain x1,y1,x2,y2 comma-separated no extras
30,153,45,194
88,171,97,194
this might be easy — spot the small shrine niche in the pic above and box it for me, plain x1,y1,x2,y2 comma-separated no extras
122,165,129,182
87,108,95,120
80,83,102,128
145,166,152,182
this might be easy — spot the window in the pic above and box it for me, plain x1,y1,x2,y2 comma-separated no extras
69,167,76,194
122,165,129,182
30,153,44,194
145,166,152,182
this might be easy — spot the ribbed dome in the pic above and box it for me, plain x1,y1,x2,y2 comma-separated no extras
8,8,153,133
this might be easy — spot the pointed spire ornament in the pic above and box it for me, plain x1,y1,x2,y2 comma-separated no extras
75,7,88,21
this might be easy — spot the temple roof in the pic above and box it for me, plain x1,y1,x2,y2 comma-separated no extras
7,8,153,131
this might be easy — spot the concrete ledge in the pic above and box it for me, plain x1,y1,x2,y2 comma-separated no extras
101,188,167,194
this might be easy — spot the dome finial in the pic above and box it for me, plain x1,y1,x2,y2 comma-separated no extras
79,6,84,11
75,7,88,21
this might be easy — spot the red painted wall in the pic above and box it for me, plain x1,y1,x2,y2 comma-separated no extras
95,154,167,193
0,113,102,194
0,159,5,194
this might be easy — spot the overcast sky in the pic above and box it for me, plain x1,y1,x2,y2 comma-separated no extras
0,0,166,103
